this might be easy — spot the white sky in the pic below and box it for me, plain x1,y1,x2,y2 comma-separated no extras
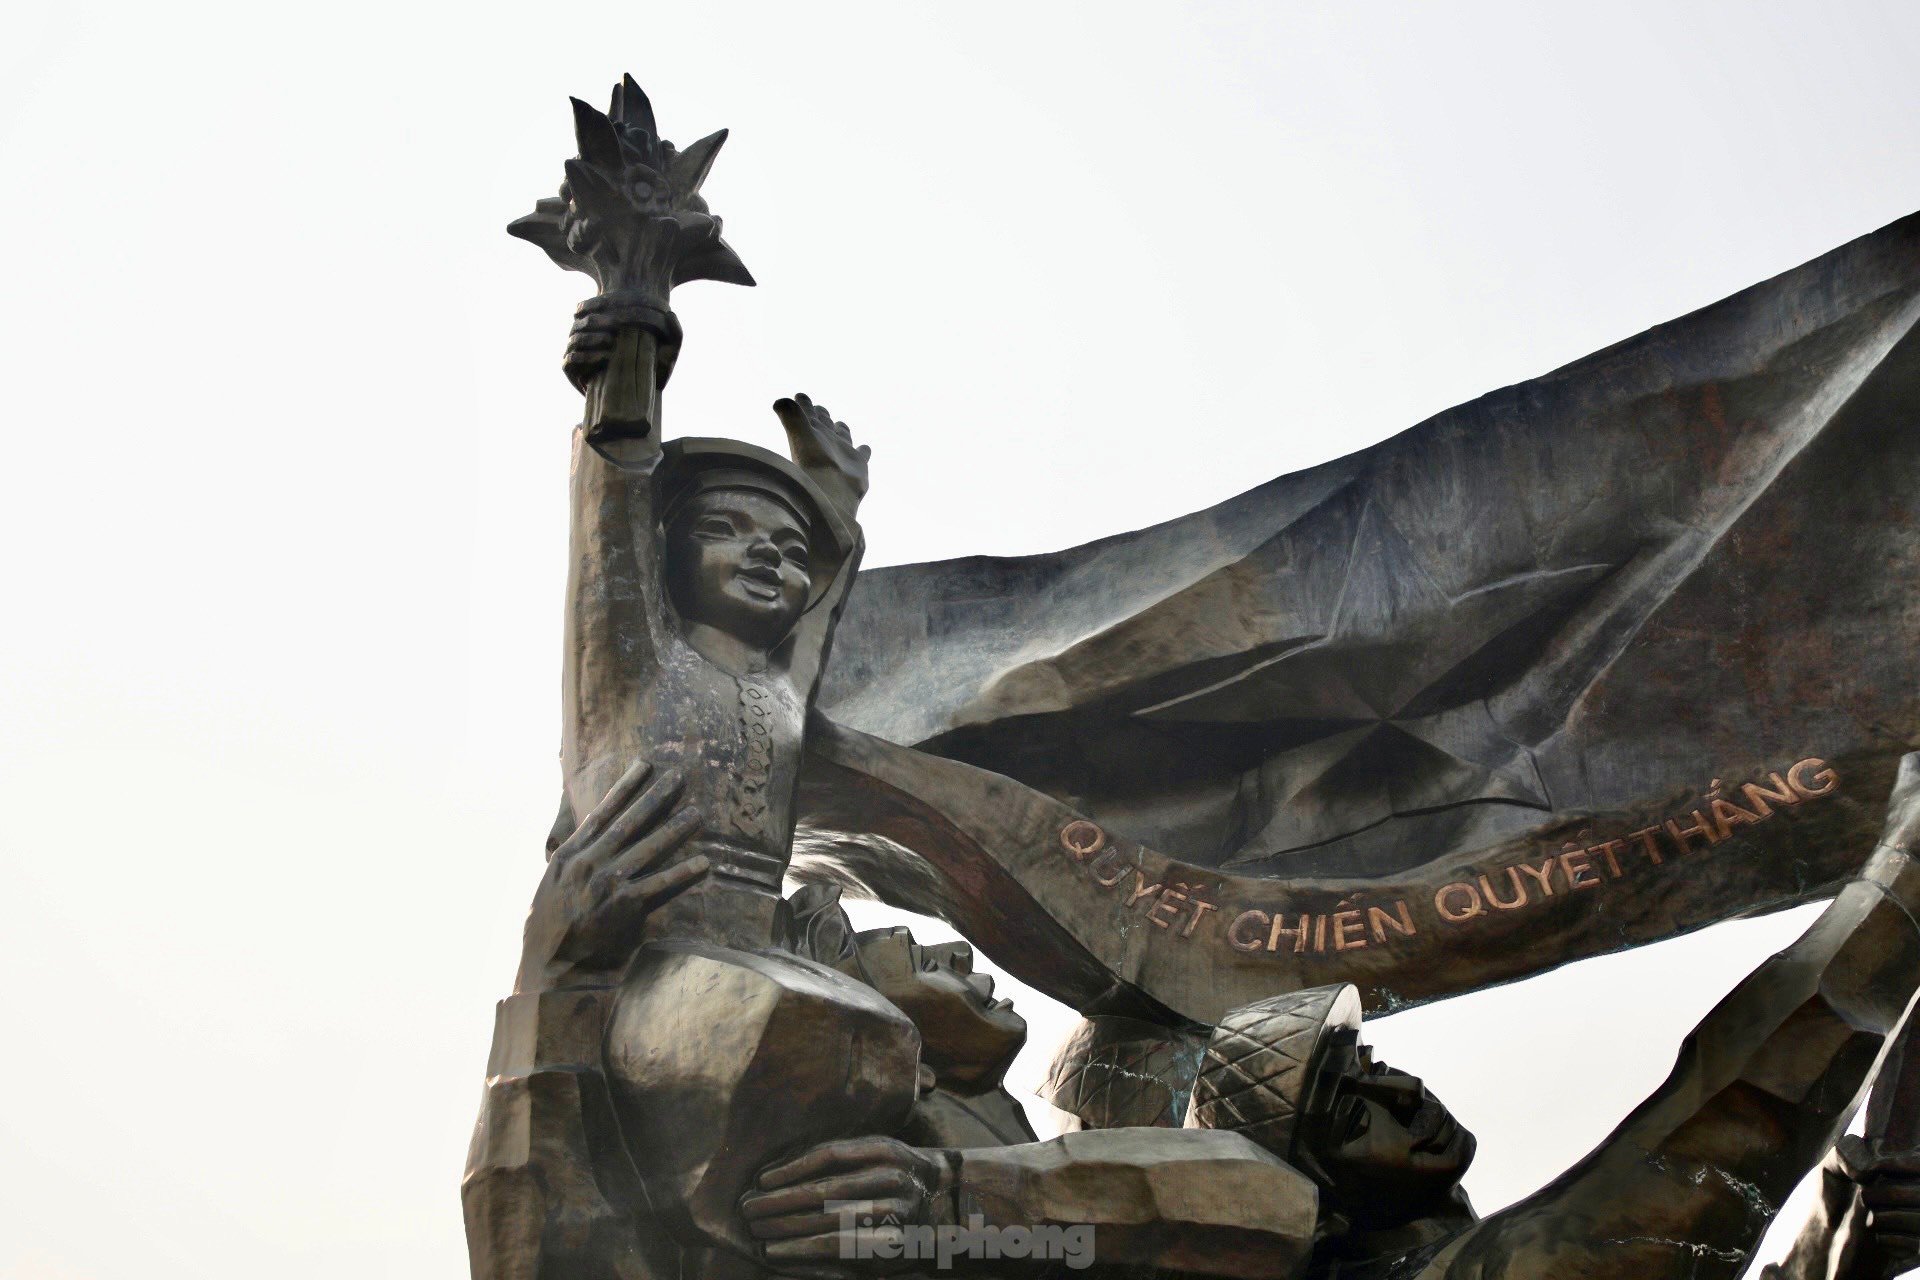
3,2,1918,1276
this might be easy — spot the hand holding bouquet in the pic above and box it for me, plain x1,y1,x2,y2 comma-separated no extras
511,75,753,441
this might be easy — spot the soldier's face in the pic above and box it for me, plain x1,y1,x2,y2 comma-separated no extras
667,490,812,649
856,928,1027,1091
1307,1042,1474,1226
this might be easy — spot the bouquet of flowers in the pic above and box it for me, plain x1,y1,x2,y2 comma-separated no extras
511,75,753,440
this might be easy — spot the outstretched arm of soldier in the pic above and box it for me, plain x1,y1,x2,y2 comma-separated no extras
740,1129,1318,1280
1425,754,1920,1280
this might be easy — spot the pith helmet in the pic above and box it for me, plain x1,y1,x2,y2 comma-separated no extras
1043,1015,1210,1130
1184,983,1363,1160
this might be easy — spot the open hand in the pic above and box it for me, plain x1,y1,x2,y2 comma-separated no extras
740,1137,954,1276
517,759,707,990
774,393,869,519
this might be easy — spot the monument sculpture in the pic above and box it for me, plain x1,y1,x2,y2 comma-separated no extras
733,760,1920,1280
466,75,1920,1280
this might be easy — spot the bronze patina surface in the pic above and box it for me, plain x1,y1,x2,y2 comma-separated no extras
801,212,1920,1019
468,75,1920,1280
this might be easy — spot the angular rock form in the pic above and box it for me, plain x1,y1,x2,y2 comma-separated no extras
603,942,920,1264
463,987,666,1280
954,1128,1320,1280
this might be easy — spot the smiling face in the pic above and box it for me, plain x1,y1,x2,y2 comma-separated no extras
1300,1039,1476,1227
854,927,1027,1092
665,489,812,651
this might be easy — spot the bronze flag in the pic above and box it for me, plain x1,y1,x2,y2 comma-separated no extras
800,213,1920,1022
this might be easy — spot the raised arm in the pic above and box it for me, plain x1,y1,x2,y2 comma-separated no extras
511,77,755,822
773,393,869,698
559,393,673,822
1429,756,1920,1280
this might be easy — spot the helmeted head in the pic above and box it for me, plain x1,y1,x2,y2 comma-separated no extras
1186,984,1474,1229
659,439,853,653
1042,1015,1210,1130
848,926,1027,1093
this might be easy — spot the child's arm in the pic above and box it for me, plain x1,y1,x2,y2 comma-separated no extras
774,393,869,700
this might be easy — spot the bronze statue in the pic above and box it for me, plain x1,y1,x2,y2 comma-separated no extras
468,74,1920,1280
742,758,1920,1279
739,918,1328,1280
466,78,906,1280
794,213,1920,1026
1352,749,1920,1279
468,76,1296,1280
465,758,711,1279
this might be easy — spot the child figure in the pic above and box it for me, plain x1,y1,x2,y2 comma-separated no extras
471,348,915,1280
470,79,909,1280
549,307,923,1280
540,368,870,977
